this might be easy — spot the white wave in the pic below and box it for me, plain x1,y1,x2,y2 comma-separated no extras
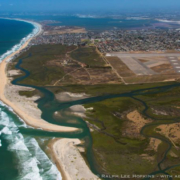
1,127,12,135
8,139,29,151
0,110,17,128
0,100,26,122
24,137,62,180
23,158,40,172
21,172,42,180
0,107,43,179
0,111,10,125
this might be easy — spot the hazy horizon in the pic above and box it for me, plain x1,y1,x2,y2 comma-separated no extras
1,0,180,13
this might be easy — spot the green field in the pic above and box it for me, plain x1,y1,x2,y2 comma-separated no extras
9,44,76,86
70,46,106,67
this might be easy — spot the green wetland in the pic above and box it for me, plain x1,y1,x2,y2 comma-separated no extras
9,44,180,180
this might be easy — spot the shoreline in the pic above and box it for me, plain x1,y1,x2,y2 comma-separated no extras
0,17,41,62
0,18,78,132
0,18,97,180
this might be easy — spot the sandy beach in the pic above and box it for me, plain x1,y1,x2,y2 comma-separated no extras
0,20,78,133
51,138,99,180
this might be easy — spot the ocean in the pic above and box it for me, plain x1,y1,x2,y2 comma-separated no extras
0,19,34,56
0,19,61,180
6,15,159,31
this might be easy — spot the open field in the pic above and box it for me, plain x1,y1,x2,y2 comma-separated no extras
9,45,120,86
71,46,106,67
8,44,76,86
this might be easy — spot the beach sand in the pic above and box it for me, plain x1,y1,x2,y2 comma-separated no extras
0,25,78,133
51,139,99,180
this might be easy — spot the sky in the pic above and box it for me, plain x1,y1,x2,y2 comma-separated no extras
0,0,180,12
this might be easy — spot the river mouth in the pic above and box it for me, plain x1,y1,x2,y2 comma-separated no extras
11,52,180,179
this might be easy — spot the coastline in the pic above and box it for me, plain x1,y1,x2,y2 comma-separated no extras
0,18,78,133
0,17,41,62
0,18,97,180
